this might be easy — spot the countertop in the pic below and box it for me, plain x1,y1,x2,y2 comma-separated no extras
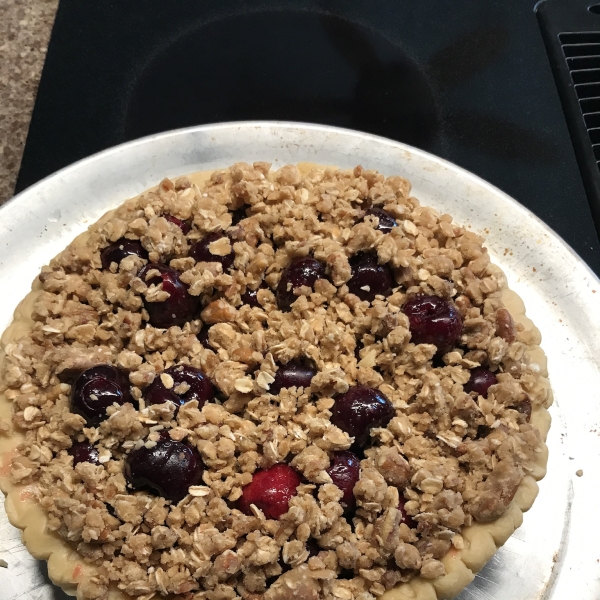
0,0,58,205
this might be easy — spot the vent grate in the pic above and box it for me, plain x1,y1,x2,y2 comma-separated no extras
560,31,600,175
537,2,600,243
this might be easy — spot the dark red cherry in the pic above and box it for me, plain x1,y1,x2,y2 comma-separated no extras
241,287,260,308
237,464,301,520
138,263,199,328
145,364,214,411
399,496,417,529
330,386,394,448
464,367,497,398
241,281,268,308
231,207,248,226
363,207,397,234
71,365,133,426
270,360,316,394
346,253,394,302
402,295,462,355
124,431,204,503
326,451,360,511
101,238,148,270
165,215,191,234
189,233,234,271
197,327,212,349
276,257,326,311
69,442,100,466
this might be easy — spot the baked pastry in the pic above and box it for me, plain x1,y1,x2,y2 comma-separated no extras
0,163,552,600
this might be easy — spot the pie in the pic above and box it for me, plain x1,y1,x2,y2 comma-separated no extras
0,163,552,600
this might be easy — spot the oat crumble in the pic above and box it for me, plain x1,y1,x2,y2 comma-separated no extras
0,163,551,600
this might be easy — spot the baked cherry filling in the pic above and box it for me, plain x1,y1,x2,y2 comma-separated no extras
145,364,215,410
402,294,463,355
330,385,395,448
270,360,316,394
124,431,204,503
241,282,268,308
237,463,301,519
69,442,100,466
399,496,417,529
464,367,497,398
326,451,360,511
306,538,322,558
346,252,394,302
71,365,132,426
100,238,148,270
514,398,532,421
189,232,234,271
276,257,327,312
231,206,248,226
241,288,259,308
164,214,191,234
197,327,212,349
363,207,397,233
138,263,199,328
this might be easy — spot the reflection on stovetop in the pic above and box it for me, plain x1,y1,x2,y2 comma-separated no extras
125,13,441,152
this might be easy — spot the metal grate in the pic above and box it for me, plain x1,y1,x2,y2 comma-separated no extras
537,2,600,241
560,31,600,174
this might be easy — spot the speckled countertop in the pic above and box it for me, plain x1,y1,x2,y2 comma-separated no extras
0,0,58,205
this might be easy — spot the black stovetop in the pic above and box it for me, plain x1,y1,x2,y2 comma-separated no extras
15,0,600,275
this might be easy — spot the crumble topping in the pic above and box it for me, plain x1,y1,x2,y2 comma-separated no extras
1,163,551,600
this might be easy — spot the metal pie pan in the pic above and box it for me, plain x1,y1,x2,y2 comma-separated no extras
0,122,598,600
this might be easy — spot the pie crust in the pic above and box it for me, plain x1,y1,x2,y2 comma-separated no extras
0,165,552,600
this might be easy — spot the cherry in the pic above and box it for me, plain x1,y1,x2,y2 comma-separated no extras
145,364,214,410
231,207,248,226
346,253,394,302
237,464,301,519
241,288,259,308
125,431,204,503
399,496,417,529
189,233,234,271
138,263,199,328
71,365,133,426
326,451,360,511
270,360,316,394
276,257,326,312
197,327,212,349
330,386,394,448
69,442,100,466
402,295,462,355
165,215,191,234
464,367,497,398
101,238,148,270
363,207,397,233
241,282,267,308
476,425,492,439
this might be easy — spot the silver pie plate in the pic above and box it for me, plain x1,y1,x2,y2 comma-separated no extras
0,122,598,600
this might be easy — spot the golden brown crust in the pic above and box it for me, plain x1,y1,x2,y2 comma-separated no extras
0,165,552,600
